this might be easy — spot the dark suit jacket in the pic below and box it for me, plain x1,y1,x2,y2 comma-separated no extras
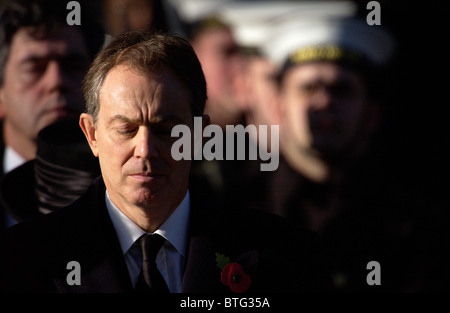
0,176,333,293
0,119,6,233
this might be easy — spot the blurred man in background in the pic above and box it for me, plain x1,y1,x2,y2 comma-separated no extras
257,14,402,291
0,0,105,229
101,0,186,38
186,16,252,206
188,16,247,129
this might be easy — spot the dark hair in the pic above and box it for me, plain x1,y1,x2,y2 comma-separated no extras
187,15,231,41
0,0,105,85
82,30,207,123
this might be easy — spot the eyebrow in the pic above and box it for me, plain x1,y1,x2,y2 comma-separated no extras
19,52,89,66
107,114,186,127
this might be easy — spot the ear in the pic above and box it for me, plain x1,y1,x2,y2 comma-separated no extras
79,113,99,157
0,86,6,119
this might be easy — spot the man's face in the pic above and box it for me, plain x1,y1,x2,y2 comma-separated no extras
192,28,243,111
245,56,279,124
103,0,155,36
83,65,193,217
279,62,368,159
0,26,90,143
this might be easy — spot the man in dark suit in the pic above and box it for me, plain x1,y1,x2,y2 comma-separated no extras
0,0,105,230
0,31,332,293
0,118,101,223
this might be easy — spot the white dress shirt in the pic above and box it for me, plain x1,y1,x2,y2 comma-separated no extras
105,190,190,293
3,145,26,173
2,146,26,227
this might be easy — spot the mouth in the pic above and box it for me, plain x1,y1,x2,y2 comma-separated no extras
310,117,336,133
50,107,69,118
129,173,164,183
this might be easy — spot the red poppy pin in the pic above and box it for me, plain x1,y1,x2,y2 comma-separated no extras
216,253,251,293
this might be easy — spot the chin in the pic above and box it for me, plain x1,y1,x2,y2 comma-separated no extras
131,188,165,208
132,189,156,202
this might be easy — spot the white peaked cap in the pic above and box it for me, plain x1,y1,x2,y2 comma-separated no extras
167,0,233,23
263,15,395,67
169,0,358,49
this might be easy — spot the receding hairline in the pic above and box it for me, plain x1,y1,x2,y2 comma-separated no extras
97,61,190,98
97,62,194,118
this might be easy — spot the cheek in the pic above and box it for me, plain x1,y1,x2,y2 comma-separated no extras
2,86,36,122
338,100,366,129
203,66,221,88
97,133,131,174
281,95,312,146
283,95,309,127
5,64,39,96
205,58,230,84
3,77,25,103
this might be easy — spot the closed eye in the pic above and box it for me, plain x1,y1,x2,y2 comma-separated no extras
299,82,321,96
116,127,138,137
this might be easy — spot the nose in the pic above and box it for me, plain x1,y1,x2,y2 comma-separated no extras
43,60,70,94
134,127,159,160
309,87,333,111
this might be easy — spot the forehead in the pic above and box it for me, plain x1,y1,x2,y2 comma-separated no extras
283,62,363,85
9,26,88,61
196,28,235,48
99,64,192,121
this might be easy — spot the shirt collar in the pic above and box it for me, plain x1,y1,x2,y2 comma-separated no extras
105,190,190,257
3,145,26,173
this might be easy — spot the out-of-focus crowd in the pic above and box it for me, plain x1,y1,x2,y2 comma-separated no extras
0,0,448,293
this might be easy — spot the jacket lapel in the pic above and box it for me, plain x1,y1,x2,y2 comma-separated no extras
181,187,226,293
181,187,261,294
50,177,133,292
182,234,228,293
181,186,307,293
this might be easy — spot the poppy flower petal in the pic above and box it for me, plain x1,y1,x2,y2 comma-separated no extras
230,273,251,293
220,263,232,286
220,261,251,292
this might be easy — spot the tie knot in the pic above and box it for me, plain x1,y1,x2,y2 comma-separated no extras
139,233,166,263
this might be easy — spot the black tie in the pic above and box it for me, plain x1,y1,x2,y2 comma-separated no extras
134,233,170,293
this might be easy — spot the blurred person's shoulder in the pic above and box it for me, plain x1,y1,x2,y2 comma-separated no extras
0,175,103,247
0,176,104,292
189,183,335,292
189,175,324,248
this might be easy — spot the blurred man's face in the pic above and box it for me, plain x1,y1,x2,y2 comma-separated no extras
279,62,368,159
0,25,90,158
81,65,192,224
102,0,155,36
192,27,244,116
245,55,279,124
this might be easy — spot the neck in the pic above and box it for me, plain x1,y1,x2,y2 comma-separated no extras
280,137,329,183
279,130,357,185
204,100,244,129
107,188,187,233
124,205,174,233
3,120,36,161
